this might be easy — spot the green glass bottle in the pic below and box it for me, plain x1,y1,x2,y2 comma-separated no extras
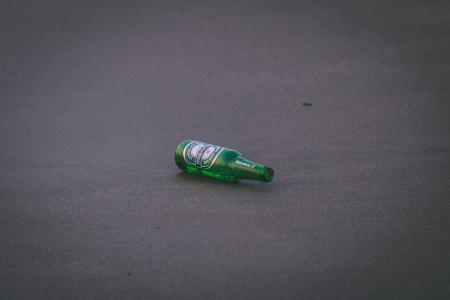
175,140,274,182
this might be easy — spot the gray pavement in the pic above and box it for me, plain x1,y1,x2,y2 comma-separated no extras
1,1,449,299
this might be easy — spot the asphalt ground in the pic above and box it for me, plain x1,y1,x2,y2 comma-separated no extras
1,1,449,299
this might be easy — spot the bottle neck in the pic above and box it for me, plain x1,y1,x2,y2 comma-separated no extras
231,156,274,182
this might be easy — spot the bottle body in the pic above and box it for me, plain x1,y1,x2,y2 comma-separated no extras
175,140,274,182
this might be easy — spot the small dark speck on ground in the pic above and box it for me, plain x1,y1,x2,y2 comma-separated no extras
302,102,312,107
128,272,132,276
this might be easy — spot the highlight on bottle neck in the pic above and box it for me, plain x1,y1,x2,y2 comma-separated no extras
232,156,274,182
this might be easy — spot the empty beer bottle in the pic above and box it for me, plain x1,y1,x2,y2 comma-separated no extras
175,140,274,182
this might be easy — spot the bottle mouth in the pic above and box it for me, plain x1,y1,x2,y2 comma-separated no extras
263,167,274,182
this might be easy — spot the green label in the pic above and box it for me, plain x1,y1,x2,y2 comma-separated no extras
183,141,223,169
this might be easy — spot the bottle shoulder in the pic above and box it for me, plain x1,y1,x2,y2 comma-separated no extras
218,149,241,161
